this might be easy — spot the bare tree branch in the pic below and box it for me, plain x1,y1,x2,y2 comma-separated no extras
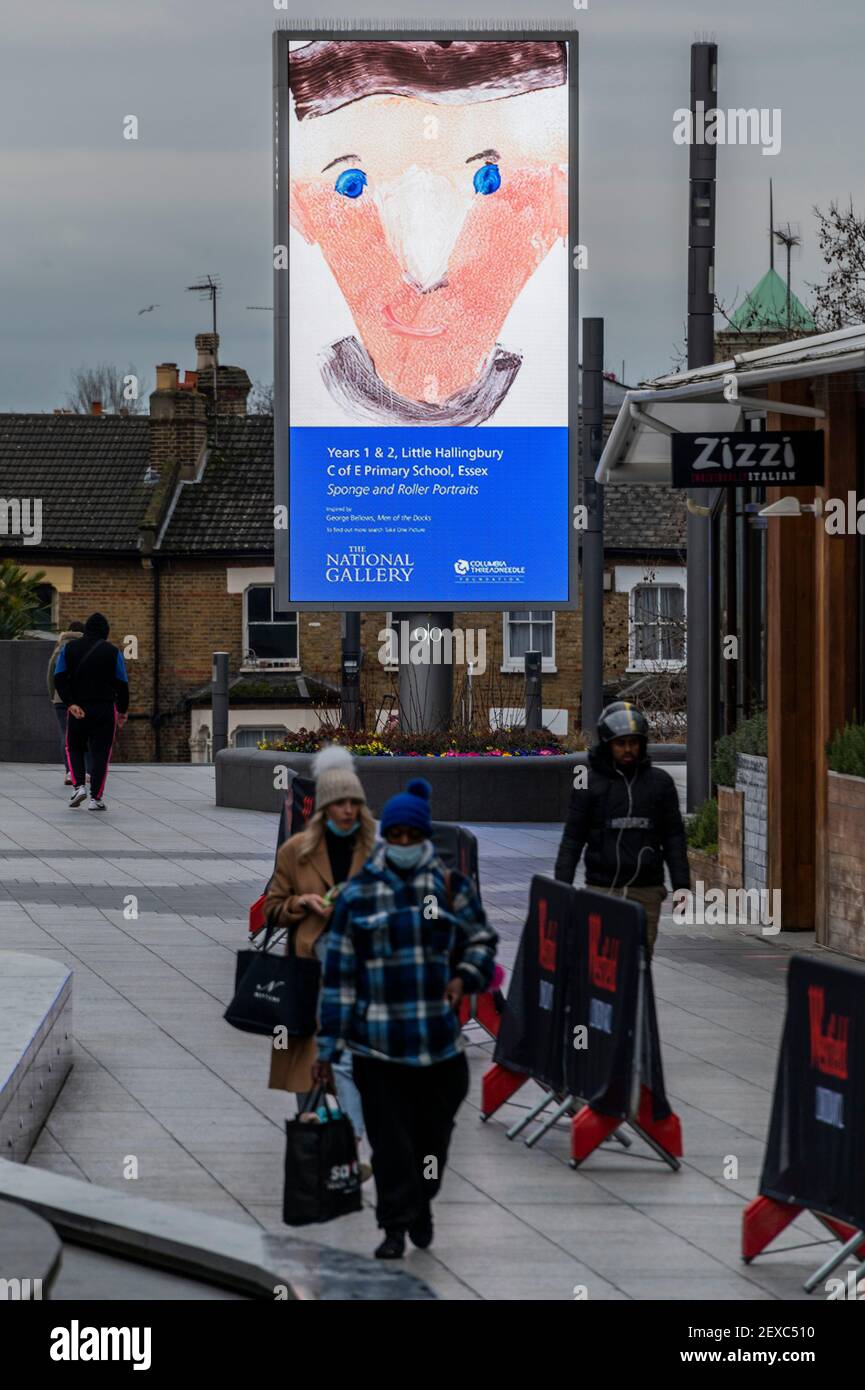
66,363,149,414
809,199,865,331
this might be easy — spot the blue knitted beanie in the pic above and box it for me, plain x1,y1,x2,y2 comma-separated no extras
379,778,433,836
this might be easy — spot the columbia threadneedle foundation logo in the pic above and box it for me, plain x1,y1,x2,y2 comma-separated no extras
452,557,526,583
325,545,414,583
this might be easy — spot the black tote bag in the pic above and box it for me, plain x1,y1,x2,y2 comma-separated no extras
283,1090,363,1226
224,923,320,1038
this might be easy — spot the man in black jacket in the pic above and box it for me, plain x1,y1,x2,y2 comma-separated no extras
54,612,129,811
554,702,689,958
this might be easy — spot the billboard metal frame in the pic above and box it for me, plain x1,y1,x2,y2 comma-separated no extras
273,25,579,612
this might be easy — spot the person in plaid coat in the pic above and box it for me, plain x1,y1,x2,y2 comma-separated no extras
313,776,497,1260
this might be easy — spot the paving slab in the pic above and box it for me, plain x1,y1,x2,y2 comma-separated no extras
0,761,842,1301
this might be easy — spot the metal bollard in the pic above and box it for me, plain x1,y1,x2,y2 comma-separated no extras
212,652,229,759
525,650,542,731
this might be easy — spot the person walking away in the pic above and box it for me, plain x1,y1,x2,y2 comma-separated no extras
312,777,498,1260
554,702,689,958
264,745,376,1172
53,612,129,812
47,620,85,785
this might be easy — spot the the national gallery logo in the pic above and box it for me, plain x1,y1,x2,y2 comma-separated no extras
325,547,414,583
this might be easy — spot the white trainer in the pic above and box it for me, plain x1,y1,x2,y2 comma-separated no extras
69,786,87,807
87,798,106,812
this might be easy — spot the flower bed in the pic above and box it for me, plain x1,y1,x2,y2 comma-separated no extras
259,726,572,758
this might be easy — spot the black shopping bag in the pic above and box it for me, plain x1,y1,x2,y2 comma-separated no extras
224,924,320,1038
283,1091,363,1226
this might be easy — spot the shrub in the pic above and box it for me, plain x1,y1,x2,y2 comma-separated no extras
711,710,767,789
686,797,718,855
0,560,46,640
827,721,865,778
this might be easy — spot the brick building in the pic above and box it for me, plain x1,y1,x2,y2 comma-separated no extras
1,337,686,762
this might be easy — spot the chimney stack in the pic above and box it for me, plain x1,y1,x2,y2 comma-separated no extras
148,361,207,488
195,333,218,374
195,332,251,417
155,363,179,391
90,401,102,416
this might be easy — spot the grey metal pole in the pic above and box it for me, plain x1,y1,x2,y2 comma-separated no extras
505,1088,555,1141
398,614,454,734
340,611,362,732
802,1228,865,1294
525,650,542,730
211,651,229,759
686,41,718,810
581,318,605,735
525,1094,574,1148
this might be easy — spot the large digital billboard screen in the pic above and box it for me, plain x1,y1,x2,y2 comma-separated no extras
274,28,577,609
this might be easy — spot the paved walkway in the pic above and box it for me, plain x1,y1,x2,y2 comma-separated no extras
0,761,833,1301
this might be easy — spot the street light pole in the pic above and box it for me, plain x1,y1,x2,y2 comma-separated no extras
686,41,718,810
581,318,605,735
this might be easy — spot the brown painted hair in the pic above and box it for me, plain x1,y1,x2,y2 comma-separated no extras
289,39,567,121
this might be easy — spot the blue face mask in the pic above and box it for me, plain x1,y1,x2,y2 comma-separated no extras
386,843,424,870
326,818,359,838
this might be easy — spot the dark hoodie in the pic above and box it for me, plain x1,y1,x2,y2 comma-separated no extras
53,613,129,713
554,741,689,891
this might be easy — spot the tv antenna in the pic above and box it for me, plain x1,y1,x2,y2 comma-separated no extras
186,274,222,440
773,224,802,331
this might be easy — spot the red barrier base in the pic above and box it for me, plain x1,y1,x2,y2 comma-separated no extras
569,1105,619,1164
741,1195,801,1263
458,991,502,1041
569,1086,683,1167
248,893,267,938
742,1194,865,1264
634,1085,683,1158
481,1063,527,1119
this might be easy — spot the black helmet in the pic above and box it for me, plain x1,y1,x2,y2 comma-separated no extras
597,701,649,744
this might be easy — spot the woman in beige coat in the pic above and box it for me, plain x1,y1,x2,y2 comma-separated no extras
265,745,376,1141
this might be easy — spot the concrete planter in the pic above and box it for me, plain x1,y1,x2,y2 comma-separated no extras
0,953,73,1163
216,744,687,822
735,753,768,891
0,638,60,763
717,785,744,885
826,771,865,960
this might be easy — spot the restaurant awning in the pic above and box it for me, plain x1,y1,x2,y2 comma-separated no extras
596,324,865,485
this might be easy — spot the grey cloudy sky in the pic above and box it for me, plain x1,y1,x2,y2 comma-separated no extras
1,0,862,410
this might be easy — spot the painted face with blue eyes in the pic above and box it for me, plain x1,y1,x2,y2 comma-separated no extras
290,90,567,404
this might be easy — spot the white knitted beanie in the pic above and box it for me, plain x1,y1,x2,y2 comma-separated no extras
312,745,366,811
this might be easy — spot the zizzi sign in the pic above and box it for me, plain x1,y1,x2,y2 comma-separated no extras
671,431,825,487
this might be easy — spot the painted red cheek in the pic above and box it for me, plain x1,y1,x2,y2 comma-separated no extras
298,190,403,308
292,170,564,402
